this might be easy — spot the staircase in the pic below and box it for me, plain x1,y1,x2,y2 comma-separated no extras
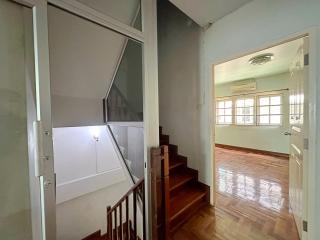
159,126,210,234
83,126,209,240
82,179,145,240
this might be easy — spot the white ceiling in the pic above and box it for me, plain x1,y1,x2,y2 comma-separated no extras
214,38,303,85
169,0,252,27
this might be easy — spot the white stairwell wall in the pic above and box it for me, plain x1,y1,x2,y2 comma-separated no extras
53,125,131,240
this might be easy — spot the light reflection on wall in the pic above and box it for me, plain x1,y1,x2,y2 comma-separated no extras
217,167,284,212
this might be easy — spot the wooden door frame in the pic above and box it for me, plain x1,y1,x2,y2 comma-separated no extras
210,27,319,240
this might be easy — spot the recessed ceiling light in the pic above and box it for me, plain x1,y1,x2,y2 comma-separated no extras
248,53,274,65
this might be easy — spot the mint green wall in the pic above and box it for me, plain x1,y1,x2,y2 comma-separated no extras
215,72,290,154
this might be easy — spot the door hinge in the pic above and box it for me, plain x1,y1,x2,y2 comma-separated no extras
34,121,51,177
304,138,309,150
303,220,308,232
304,53,309,66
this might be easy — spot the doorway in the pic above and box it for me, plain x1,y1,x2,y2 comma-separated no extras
212,36,309,240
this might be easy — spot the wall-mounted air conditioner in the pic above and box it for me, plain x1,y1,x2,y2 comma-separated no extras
231,79,256,93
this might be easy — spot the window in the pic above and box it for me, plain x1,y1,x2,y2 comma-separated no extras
235,97,255,125
257,95,282,125
216,99,233,125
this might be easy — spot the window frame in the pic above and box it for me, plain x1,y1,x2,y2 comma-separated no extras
234,96,256,126
216,98,233,125
216,91,285,127
256,94,283,126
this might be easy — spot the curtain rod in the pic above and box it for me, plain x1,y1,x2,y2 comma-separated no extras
216,88,289,99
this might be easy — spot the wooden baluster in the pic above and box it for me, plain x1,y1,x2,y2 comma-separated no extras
142,183,146,240
107,206,112,240
114,208,118,240
129,221,132,240
133,190,137,239
111,210,114,240
125,196,129,240
162,145,170,240
119,202,123,240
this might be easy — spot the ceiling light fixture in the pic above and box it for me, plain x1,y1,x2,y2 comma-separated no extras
248,53,274,65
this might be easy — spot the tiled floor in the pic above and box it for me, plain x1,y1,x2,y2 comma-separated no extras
171,147,299,240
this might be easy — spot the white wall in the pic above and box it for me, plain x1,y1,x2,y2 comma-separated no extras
48,5,125,127
158,1,202,172
56,180,131,240
53,126,126,203
215,73,290,154
53,125,131,239
200,0,320,237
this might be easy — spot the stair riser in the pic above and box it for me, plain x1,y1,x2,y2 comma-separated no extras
169,144,178,159
169,156,187,175
169,196,207,232
160,134,169,145
170,178,197,197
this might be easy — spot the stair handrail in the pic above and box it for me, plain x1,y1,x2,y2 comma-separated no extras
107,178,145,240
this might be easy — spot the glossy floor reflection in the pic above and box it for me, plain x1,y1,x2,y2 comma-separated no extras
172,147,299,240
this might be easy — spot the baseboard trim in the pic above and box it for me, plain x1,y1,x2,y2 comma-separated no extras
215,144,289,160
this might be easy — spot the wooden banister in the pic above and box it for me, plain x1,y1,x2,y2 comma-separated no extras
107,178,144,240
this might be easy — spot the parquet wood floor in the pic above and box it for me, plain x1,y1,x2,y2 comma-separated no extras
171,147,299,240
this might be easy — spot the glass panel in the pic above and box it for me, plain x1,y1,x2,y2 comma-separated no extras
259,115,269,124
48,6,143,125
225,108,232,116
260,106,269,115
270,106,281,115
108,124,144,182
76,0,142,30
245,107,254,115
0,1,34,238
270,96,281,105
217,116,224,124
106,39,143,121
236,99,244,107
225,101,232,108
290,105,295,115
225,116,232,124
218,101,225,108
236,116,244,124
236,107,244,115
245,116,254,124
218,109,225,115
245,98,254,107
270,115,281,124
259,97,269,106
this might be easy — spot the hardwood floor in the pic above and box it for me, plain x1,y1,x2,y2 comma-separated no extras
171,147,299,240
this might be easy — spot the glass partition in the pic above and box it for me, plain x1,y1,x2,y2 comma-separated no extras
0,1,35,239
48,5,143,127
105,39,143,122
108,123,144,182
76,0,142,31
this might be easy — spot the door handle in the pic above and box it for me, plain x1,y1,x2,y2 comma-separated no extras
283,131,292,136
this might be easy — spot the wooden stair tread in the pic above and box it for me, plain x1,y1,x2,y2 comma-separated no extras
169,169,196,191
169,185,207,221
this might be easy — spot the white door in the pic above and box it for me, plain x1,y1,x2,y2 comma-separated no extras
288,36,309,239
0,0,56,239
